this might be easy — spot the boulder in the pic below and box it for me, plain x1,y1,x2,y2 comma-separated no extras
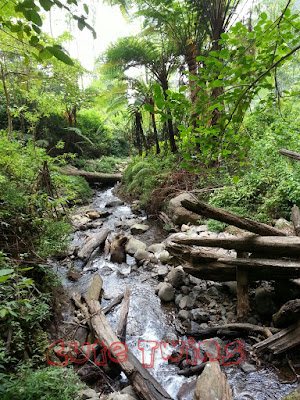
99,210,111,218
125,237,147,255
179,295,194,310
148,243,165,254
134,249,151,262
193,362,232,400
158,283,175,302
240,361,256,373
110,235,128,264
107,394,136,400
87,211,100,220
255,287,277,316
130,224,149,234
201,337,225,360
157,265,169,279
79,389,99,399
167,266,185,288
169,193,201,226
120,386,139,400
159,250,171,264
178,310,191,321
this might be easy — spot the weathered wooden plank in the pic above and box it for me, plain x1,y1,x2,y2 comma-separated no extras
181,198,285,236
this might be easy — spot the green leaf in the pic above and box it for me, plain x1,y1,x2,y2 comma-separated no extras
23,9,43,26
260,12,267,20
39,48,53,60
83,3,89,14
144,104,155,113
39,0,53,11
0,309,8,318
47,45,74,65
232,175,240,183
0,276,10,283
29,35,39,46
0,269,14,277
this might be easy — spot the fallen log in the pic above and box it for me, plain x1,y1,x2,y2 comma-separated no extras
87,299,172,400
178,362,208,377
181,198,285,236
61,168,122,184
193,361,232,400
166,242,219,263
158,212,179,233
86,274,103,302
78,228,110,263
291,205,300,236
171,235,300,257
279,149,300,163
116,286,130,343
253,320,300,355
103,293,124,315
236,252,249,318
71,292,92,345
187,323,276,340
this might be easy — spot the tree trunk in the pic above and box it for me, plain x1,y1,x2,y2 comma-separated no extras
161,79,177,153
0,64,13,139
150,100,160,154
87,299,172,400
60,168,122,184
78,229,110,264
181,198,286,236
279,149,300,162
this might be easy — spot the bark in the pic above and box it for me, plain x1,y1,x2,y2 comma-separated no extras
60,168,122,184
116,286,130,343
291,205,300,236
87,299,172,400
236,252,249,318
102,293,124,315
272,299,300,328
0,64,13,138
253,320,300,355
78,229,110,263
86,274,103,302
279,149,300,162
187,323,277,340
181,198,286,236
161,79,177,153
150,106,160,154
171,235,300,257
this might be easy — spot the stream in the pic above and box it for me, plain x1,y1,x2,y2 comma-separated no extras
56,187,297,400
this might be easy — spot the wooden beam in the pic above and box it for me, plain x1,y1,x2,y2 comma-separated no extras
181,198,285,236
171,235,300,257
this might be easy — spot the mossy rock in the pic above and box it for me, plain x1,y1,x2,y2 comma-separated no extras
281,386,300,400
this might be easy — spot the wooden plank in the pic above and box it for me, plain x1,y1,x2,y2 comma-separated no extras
87,299,172,400
236,252,249,319
172,235,300,257
291,205,300,236
181,198,285,236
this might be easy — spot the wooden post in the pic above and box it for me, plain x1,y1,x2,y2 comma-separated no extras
236,252,249,319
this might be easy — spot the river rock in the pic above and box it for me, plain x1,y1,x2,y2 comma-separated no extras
190,309,209,323
159,250,171,264
201,337,225,360
158,282,175,302
193,361,233,400
272,299,300,328
125,237,147,255
167,266,185,288
240,361,256,373
71,214,90,228
130,224,149,234
155,282,164,294
169,193,201,226
107,394,136,400
79,389,99,399
120,386,139,400
87,211,100,220
255,287,277,316
148,243,165,254
157,265,169,278
178,310,191,321
175,294,183,306
99,210,112,218
67,270,81,281
106,200,124,207
179,295,194,309
134,249,150,262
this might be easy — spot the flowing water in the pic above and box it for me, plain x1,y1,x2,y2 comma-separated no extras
58,187,297,400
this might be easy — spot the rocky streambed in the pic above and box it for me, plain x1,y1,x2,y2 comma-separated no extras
51,186,299,400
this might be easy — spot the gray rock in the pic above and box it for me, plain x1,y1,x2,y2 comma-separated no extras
169,193,201,225
194,362,232,400
247,316,258,325
207,286,219,297
223,281,237,295
79,389,99,399
155,282,164,294
179,295,194,309
120,386,139,400
175,294,183,306
99,210,112,218
159,250,171,264
255,287,277,316
157,265,169,278
106,200,124,207
167,266,185,288
189,275,202,286
272,299,300,328
181,224,190,232
158,283,175,302
148,243,165,254
125,237,147,255
178,310,191,321
240,361,256,373
190,309,210,322
134,249,150,262
131,224,149,234
181,286,189,295
201,337,225,360
87,210,100,219
107,394,136,400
